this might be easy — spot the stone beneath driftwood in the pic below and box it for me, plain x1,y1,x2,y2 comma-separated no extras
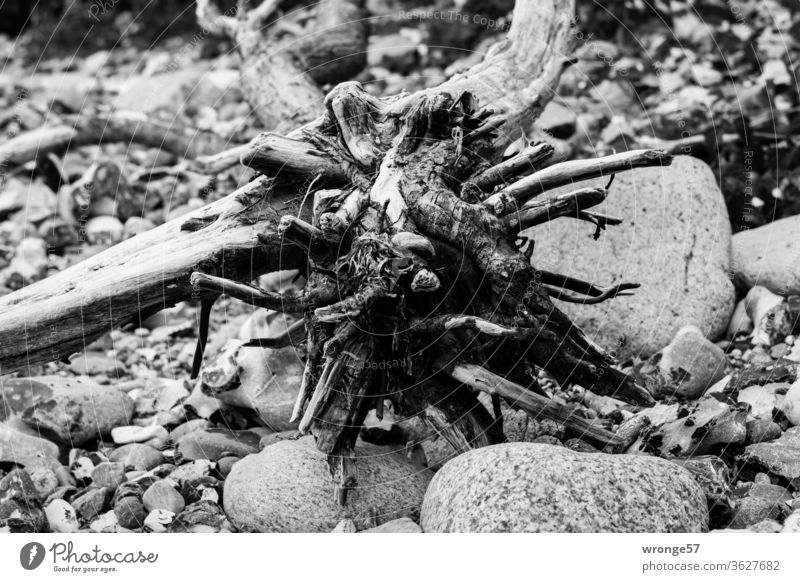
360,517,422,533
528,156,735,359
732,214,800,295
223,436,432,532
420,443,708,532
200,338,303,431
739,426,800,481
19,376,134,446
637,325,728,399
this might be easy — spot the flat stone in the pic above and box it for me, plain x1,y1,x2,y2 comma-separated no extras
528,156,735,359
739,426,800,481
421,443,708,532
360,517,422,533
70,486,112,521
91,462,126,491
732,214,800,295
224,436,432,532
68,352,124,376
111,425,168,445
142,479,185,514
20,376,133,446
0,420,60,468
108,444,163,472
114,496,147,530
176,428,260,462
729,482,792,529
638,325,729,399
168,500,227,533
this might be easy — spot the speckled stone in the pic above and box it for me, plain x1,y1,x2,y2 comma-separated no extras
729,482,792,529
19,377,133,446
739,426,800,481
420,443,708,533
529,156,735,359
223,436,432,532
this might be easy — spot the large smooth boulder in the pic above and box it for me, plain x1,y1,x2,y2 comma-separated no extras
224,437,432,532
528,155,735,359
420,443,708,532
732,215,800,294
19,377,133,446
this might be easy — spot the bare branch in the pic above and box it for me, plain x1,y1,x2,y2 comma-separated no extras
484,149,673,215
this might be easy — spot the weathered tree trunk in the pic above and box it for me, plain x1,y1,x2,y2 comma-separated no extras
0,1,673,503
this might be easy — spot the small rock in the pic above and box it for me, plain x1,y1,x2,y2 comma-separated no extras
672,456,734,528
638,325,728,399
68,352,124,376
745,286,790,346
421,443,708,532
71,487,111,521
111,425,168,445
114,496,147,530
144,508,175,532
200,340,303,431
91,462,126,491
630,397,747,457
781,510,800,533
361,517,422,533
169,419,213,441
771,344,791,359
0,469,39,502
20,376,133,446
729,482,792,529
122,216,156,239
168,460,214,485
27,466,59,501
727,299,753,338
331,519,357,533
168,500,227,533
780,379,800,426
536,101,577,138
732,215,800,295
746,419,783,444
85,216,124,245
0,420,60,469
179,476,221,505
1,237,49,289
177,428,259,462
0,498,48,532
739,426,800,481
216,456,239,478
224,437,432,532
109,444,163,471
44,499,79,533
737,383,788,421
89,510,118,533
142,479,185,514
